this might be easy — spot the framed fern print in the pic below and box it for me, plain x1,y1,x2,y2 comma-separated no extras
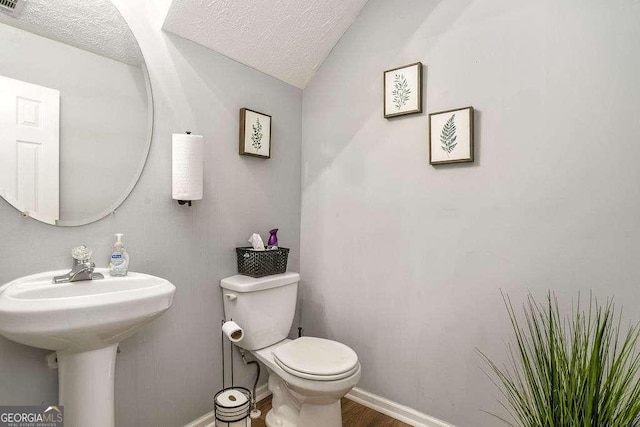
429,106,474,165
383,62,423,118
239,108,271,159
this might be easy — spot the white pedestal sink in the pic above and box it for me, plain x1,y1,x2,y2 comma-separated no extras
0,269,176,427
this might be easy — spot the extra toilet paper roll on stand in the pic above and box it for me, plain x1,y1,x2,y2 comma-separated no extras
172,133,203,202
222,320,244,342
214,387,251,425
216,389,249,408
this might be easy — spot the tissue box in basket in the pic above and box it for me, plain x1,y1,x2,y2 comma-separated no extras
236,247,290,278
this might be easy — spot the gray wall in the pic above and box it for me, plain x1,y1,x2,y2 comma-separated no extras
0,23,148,223
300,0,640,426
0,1,301,426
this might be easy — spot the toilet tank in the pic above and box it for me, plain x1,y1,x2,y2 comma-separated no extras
220,272,299,350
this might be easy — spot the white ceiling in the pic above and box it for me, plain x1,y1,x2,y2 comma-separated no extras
0,0,144,66
162,0,369,89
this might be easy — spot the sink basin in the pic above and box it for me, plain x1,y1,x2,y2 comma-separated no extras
0,268,175,352
0,269,176,427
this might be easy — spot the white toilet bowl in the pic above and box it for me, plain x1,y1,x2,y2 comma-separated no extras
253,338,361,427
220,272,361,427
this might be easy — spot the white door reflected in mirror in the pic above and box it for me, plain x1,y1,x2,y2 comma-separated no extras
0,75,60,225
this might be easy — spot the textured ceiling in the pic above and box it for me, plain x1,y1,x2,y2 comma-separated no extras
162,0,369,88
0,0,144,66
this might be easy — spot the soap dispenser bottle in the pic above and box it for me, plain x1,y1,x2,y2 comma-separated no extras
109,233,130,276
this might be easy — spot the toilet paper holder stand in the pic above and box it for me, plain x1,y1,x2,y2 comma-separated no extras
217,319,254,424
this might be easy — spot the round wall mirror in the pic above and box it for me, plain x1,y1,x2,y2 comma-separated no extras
0,0,153,226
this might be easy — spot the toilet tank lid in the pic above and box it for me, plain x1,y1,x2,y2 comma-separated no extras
220,272,300,292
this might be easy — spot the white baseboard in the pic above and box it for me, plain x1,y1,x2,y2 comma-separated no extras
185,384,455,427
184,384,271,427
255,383,272,402
345,387,455,427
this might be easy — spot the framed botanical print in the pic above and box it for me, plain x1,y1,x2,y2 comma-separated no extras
429,106,474,165
384,62,423,118
239,108,271,159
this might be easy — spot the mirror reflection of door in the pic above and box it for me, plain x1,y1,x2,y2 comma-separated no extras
0,75,60,225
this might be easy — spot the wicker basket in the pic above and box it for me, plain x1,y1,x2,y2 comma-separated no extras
236,247,289,278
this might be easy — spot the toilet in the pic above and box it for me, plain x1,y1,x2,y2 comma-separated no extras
220,272,361,427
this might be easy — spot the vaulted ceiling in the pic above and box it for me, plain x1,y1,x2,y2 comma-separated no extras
162,0,369,89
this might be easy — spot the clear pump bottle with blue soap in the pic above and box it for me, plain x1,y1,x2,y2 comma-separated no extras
109,233,130,276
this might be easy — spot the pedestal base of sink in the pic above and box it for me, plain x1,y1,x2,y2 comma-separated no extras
57,344,118,427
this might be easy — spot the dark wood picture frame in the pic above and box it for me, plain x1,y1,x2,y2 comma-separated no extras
239,108,272,159
429,106,474,165
383,62,423,119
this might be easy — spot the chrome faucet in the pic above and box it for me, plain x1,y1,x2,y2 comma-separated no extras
52,246,105,284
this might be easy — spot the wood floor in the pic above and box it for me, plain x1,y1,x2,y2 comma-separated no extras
251,396,410,427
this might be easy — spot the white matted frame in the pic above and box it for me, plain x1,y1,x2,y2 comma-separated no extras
429,106,474,165
239,108,271,159
384,62,423,119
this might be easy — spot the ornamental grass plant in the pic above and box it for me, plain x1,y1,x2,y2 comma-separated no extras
479,292,640,426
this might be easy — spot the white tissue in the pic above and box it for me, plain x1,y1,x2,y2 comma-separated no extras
248,233,265,250
172,133,203,201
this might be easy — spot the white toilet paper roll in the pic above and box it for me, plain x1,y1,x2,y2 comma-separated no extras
222,320,244,342
172,133,203,201
216,389,249,408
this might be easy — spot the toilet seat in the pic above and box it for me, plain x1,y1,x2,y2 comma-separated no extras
273,337,359,381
